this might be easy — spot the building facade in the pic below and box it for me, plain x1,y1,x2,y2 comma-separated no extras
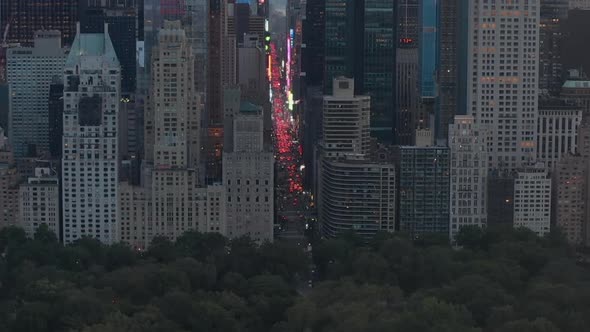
238,34,266,102
395,48,420,146
537,102,583,169
19,167,60,239
7,31,67,157
62,27,121,244
467,0,540,171
513,164,552,236
561,76,590,114
397,146,450,236
322,77,371,158
0,133,19,230
0,0,78,46
145,21,204,241
553,154,590,245
539,0,568,96
223,102,274,242
324,0,396,141
449,115,488,240
80,4,139,95
319,154,396,239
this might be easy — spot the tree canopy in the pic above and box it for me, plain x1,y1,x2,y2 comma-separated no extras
0,225,588,331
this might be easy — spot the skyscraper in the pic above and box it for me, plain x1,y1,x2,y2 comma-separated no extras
238,34,266,101
467,0,540,171
302,0,325,86
223,102,274,242
80,2,139,94
322,77,371,158
324,0,396,142
62,25,121,244
0,0,78,46
449,115,488,240
318,78,396,239
395,48,420,145
7,31,67,158
48,78,65,159
539,0,568,96
553,115,590,246
437,0,468,140
396,145,450,236
119,21,225,249
419,0,438,99
536,101,582,169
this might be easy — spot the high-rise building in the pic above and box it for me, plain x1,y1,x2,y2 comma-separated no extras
513,164,552,236
467,0,539,171
553,154,590,245
223,102,274,242
324,0,396,142
560,9,590,93
561,73,590,113
539,0,568,96
553,115,590,245
48,78,65,159
0,129,19,230
318,78,396,239
302,0,325,86
62,25,121,244
537,101,583,169
0,0,78,46
437,0,469,141
322,77,371,158
238,34,266,101
449,115,488,240
398,0,419,44
396,145,450,236
419,0,438,99
145,21,200,170
19,167,60,239
80,2,138,94
118,182,149,248
7,31,67,158
206,0,235,183
319,153,396,239
395,48,419,145
119,21,227,247
145,20,204,239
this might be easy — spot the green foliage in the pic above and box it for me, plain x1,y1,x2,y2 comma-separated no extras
0,225,588,331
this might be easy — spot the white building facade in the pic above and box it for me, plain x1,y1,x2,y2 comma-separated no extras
449,115,489,240
513,164,552,236
322,77,371,158
537,104,582,169
62,26,121,244
467,0,540,171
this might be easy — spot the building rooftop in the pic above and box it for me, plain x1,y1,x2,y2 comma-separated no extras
66,26,119,68
562,80,590,89
240,101,261,113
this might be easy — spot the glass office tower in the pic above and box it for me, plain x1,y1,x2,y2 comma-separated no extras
363,0,396,142
419,0,438,99
324,0,396,142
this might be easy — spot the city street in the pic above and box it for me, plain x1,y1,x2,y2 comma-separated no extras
269,41,309,242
